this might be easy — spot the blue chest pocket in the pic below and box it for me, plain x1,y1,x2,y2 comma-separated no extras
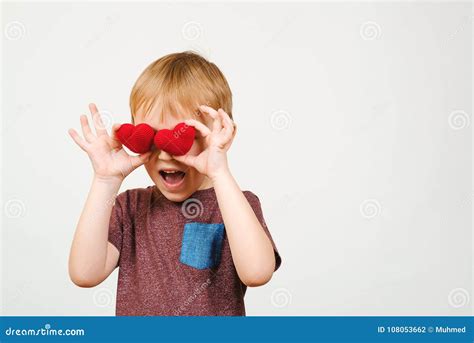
179,222,225,270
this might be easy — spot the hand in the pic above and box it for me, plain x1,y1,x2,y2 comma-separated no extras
68,103,152,183
173,105,236,181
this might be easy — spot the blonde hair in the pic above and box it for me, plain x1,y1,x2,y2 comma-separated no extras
130,51,233,123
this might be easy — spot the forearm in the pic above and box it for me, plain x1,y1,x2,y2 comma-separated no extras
212,171,275,286
68,176,121,285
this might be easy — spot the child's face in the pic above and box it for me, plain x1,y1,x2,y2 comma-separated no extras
134,106,211,202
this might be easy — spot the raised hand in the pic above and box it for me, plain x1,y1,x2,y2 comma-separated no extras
68,103,151,183
172,105,236,181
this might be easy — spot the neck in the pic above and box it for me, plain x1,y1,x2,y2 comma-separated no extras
198,176,213,190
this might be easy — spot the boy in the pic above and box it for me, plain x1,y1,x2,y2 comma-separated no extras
68,51,281,315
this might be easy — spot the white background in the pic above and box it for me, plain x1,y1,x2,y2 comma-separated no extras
1,1,472,316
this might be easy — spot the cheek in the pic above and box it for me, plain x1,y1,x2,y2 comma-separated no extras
144,153,159,172
144,162,154,176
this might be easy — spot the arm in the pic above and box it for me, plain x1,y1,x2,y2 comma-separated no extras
68,177,121,287
174,105,276,287
68,103,150,287
212,171,275,286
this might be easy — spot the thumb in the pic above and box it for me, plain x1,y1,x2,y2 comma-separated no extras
130,151,152,169
172,154,196,168
111,123,122,139
110,123,123,148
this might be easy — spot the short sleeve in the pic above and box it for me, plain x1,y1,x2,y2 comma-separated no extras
243,191,282,271
108,191,126,254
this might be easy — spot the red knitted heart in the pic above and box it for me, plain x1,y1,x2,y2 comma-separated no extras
154,122,195,156
116,123,155,154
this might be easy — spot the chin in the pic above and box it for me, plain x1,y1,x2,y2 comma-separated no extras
159,188,192,203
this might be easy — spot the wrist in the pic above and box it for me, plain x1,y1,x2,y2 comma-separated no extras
93,174,124,187
210,168,233,185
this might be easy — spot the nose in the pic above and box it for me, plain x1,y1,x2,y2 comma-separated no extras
157,149,173,161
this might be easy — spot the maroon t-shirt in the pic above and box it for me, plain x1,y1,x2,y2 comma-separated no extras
108,185,281,316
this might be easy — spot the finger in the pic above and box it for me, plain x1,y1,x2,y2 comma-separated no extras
183,119,211,137
219,108,233,127
172,154,197,168
218,109,234,140
213,115,223,134
222,135,235,151
199,105,223,133
228,125,237,147
110,123,123,148
111,123,121,139
89,103,108,136
207,108,223,133
80,114,96,143
129,151,152,169
199,105,218,119
219,109,233,131
68,128,90,152
227,115,236,132
219,124,237,151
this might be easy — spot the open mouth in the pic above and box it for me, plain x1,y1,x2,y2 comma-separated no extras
159,169,186,188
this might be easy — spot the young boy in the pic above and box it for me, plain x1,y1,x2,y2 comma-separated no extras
68,51,282,316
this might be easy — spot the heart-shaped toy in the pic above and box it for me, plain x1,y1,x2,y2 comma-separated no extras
154,122,195,156
116,123,155,154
